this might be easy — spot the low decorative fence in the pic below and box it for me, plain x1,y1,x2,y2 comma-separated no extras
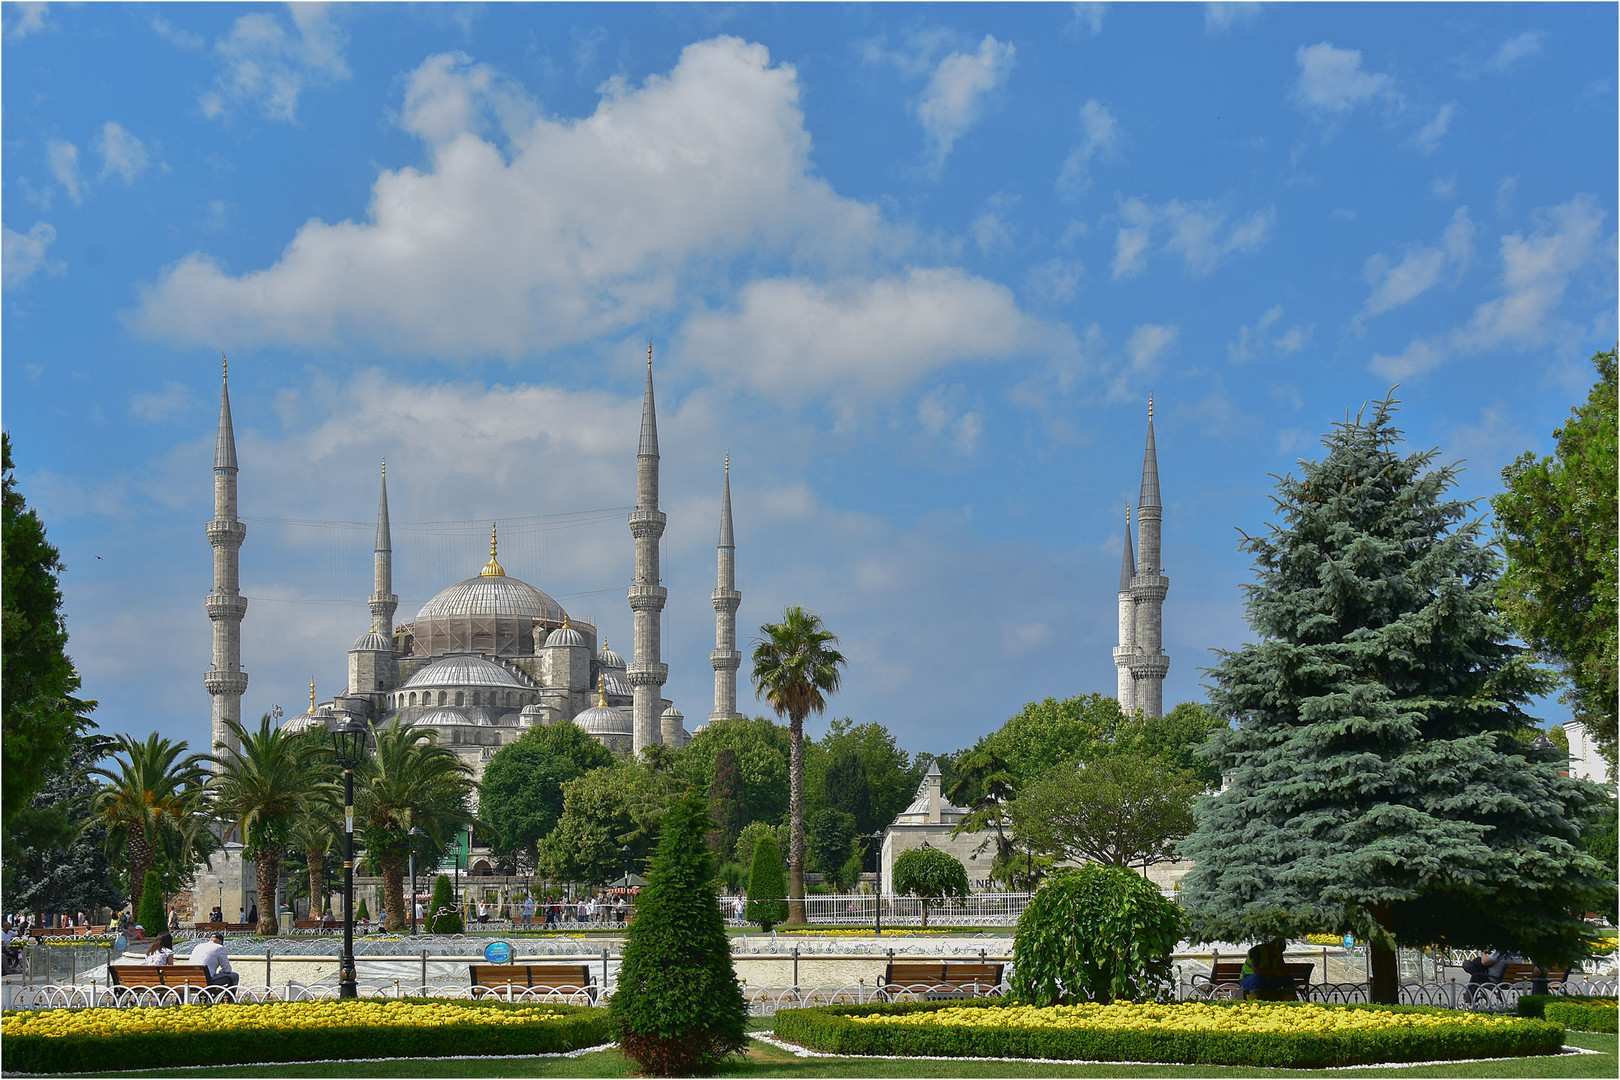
793,892,1034,927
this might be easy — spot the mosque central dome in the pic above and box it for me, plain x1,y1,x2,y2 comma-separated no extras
409,551,569,659
415,574,566,624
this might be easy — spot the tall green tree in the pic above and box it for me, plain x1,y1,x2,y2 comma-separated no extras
751,606,846,924
946,746,1018,884
806,719,913,831
539,761,664,885
89,733,212,920
744,832,787,931
806,807,857,886
209,715,322,936
2,433,97,830
2,734,123,920
610,789,746,1076
891,845,969,929
983,694,1125,787
672,716,790,830
1493,348,1618,771
353,718,479,932
1180,396,1611,1004
479,721,614,868
286,733,343,918
820,750,873,834
706,747,748,859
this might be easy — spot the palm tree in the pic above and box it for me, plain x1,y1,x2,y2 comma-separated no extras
354,718,479,932
209,715,321,936
89,733,211,921
283,728,343,920
751,606,846,924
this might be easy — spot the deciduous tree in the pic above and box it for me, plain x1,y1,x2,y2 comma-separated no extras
1008,751,1200,870
891,845,968,929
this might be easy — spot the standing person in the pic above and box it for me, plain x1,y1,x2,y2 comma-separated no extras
236,907,245,925
414,897,425,925
247,902,258,926
144,932,175,966
476,899,488,924
521,895,535,929
190,932,240,991
168,909,180,934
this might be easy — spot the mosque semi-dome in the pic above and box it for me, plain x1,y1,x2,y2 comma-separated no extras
403,655,533,690
544,624,587,648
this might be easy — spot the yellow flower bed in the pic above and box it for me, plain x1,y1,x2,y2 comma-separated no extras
1,1000,568,1040
846,1001,1519,1035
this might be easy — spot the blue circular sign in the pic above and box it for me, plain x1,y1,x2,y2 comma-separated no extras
483,940,512,964
113,934,128,953
1342,933,1355,950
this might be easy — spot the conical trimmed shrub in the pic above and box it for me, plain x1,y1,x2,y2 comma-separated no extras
427,874,463,934
135,869,165,936
610,789,746,1076
745,833,787,932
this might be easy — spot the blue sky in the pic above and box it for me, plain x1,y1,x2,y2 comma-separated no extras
3,2,1615,760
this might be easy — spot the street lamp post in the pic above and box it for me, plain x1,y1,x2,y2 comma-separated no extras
408,827,423,936
330,717,370,1000
620,844,631,891
869,831,885,936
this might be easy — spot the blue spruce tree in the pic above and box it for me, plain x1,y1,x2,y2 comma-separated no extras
1180,396,1611,1004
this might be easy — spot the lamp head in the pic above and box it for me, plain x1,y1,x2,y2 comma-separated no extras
330,716,370,769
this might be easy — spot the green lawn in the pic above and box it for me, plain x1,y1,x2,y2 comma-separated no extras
38,1030,1616,1078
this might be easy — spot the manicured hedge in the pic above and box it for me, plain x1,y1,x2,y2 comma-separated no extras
4,1000,609,1075
1516,995,1618,1033
772,1000,1565,1069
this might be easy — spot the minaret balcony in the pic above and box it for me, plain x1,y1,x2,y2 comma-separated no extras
711,587,741,611
203,669,249,695
206,520,247,547
1111,646,1136,663
626,663,669,686
711,649,741,671
204,593,249,621
627,584,667,611
1126,653,1171,679
1129,574,1169,602
628,510,667,539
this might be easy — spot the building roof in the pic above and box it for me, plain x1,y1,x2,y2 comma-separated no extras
415,573,567,624
544,624,586,648
351,631,392,652
598,641,626,670
402,655,533,690
574,702,631,738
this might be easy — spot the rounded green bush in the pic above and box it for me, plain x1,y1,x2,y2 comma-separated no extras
1009,864,1182,1004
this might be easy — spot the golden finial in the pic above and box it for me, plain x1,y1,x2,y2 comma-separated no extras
647,341,653,369
597,672,608,708
1148,395,1154,421
222,352,228,381
1126,501,1131,526
562,613,569,629
724,452,730,474
479,522,505,577
309,678,316,712
381,458,386,477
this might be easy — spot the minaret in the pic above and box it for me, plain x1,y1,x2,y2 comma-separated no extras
1126,397,1170,717
1113,502,1137,714
204,354,248,762
370,461,397,637
627,343,668,756
710,454,742,724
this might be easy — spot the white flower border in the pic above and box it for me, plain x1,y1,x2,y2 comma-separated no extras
750,1033,1602,1070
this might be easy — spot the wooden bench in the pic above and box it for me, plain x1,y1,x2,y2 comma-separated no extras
294,918,339,930
1200,960,1316,1000
30,927,86,939
469,964,596,1001
108,965,218,1002
882,962,1005,996
1499,963,1567,986
193,923,257,933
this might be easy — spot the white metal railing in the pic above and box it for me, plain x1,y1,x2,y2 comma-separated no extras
793,893,1034,926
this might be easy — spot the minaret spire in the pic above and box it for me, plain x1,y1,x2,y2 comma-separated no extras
628,343,669,756
711,454,741,724
1124,399,1169,717
1113,501,1137,714
369,460,398,636
204,354,248,764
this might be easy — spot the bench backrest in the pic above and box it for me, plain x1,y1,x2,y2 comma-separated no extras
1209,960,1315,984
109,965,212,987
469,964,594,989
884,962,947,986
1500,963,1567,984
940,963,1004,986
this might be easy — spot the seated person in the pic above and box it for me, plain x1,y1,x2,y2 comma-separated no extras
143,932,175,966
1461,949,1508,1001
1239,938,1295,999
190,931,240,990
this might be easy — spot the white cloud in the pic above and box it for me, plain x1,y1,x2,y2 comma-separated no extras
917,386,984,456
969,192,1018,254
1204,3,1262,35
150,14,205,51
1454,195,1606,351
1484,31,1544,75
1360,206,1474,319
1024,257,1083,306
1068,3,1106,38
1107,322,1178,401
96,122,151,184
680,268,1074,404
2,221,61,288
46,139,81,205
1228,303,1307,364
1292,42,1395,114
1430,174,1458,199
201,4,351,122
132,38,895,356
1112,196,1274,279
917,35,1016,172
1057,99,1119,198
5,2,50,41
400,51,538,148
1409,102,1456,154
1371,195,1608,378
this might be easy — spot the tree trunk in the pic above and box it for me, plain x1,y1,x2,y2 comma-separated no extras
126,833,154,923
920,897,929,930
381,853,407,933
787,715,806,924
255,849,280,937
307,848,326,915
1368,904,1400,1005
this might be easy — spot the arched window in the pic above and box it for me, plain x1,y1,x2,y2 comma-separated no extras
409,692,416,706
438,691,447,706
455,691,464,707
471,691,481,707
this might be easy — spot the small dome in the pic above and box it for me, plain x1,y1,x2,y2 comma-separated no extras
597,641,626,671
520,703,547,720
573,702,631,738
603,673,632,698
661,705,685,722
352,631,392,652
418,708,471,727
282,712,326,736
402,655,531,690
545,625,586,648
